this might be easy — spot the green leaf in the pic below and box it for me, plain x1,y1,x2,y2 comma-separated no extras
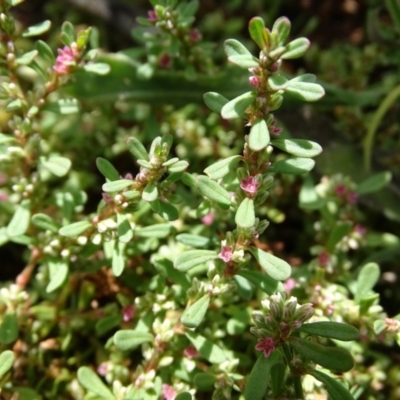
194,373,216,390
270,361,286,398
285,80,325,102
174,250,218,272
117,214,133,243
249,17,268,49
203,92,229,113
0,313,18,344
221,91,255,120
204,155,241,180
235,198,255,228
326,222,352,252
250,247,291,281
271,138,322,158
175,393,192,400
356,171,392,195
270,157,315,175
35,40,55,63
168,160,189,173
102,179,133,192
176,233,209,248
113,330,153,351
281,37,310,59
40,155,72,177
297,322,359,341
44,98,80,114
112,241,125,276
223,38,252,57
83,63,110,75
5,99,22,112
181,295,210,328
197,176,231,207
272,16,291,44
268,74,288,91
77,367,116,399
46,260,69,293
237,269,279,295
96,158,119,181
135,223,171,238
59,220,92,237
310,370,355,400
185,332,226,364
290,337,354,372
244,351,281,400
249,118,270,151
22,20,51,37
61,21,75,45
150,199,179,221
15,50,38,65
142,182,158,202
355,262,380,301
7,199,31,237
95,314,122,336
299,177,323,209
153,258,191,290
0,350,14,379
385,0,400,32
127,137,149,161
228,55,259,69
31,213,60,233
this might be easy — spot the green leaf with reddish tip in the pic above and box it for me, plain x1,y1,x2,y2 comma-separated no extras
248,118,270,151
224,38,252,57
249,17,268,49
290,337,354,372
250,247,291,281
309,370,355,400
235,198,255,228
221,91,255,120
203,92,229,113
228,55,259,69
281,37,310,59
270,157,315,175
181,295,210,328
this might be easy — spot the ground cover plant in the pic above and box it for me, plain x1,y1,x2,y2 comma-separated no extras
1,0,400,399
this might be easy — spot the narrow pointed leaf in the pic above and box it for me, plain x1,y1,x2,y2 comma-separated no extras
250,247,291,281
113,330,153,351
270,157,315,175
310,370,355,400
244,351,281,400
174,250,218,272
7,200,31,237
77,367,116,399
290,337,354,372
35,40,55,63
0,350,14,379
197,176,231,207
235,198,255,228
203,92,229,113
271,139,322,158
127,137,149,161
224,38,252,57
186,332,226,364
297,322,359,341
356,171,392,195
46,260,69,293
355,262,380,301
59,220,92,237
204,155,241,180
221,92,255,120
181,295,210,328
249,118,270,151
96,157,119,181
281,37,310,59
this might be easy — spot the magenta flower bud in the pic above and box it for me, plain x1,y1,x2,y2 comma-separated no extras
271,126,282,136
346,191,358,204
335,184,347,196
318,251,329,266
201,211,215,226
122,304,135,322
159,53,171,68
183,344,199,358
189,29,201,42
147,10,157,22
249,76,260,87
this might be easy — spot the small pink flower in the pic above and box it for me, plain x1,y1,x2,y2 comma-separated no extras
184,344,199,358
335,184,347,196
122,305,135,322
346,191,358,204
240,176,260,194
201,211,215,226
53,46,76,75
162,384,177,400
97,362,108,376
354,224,366,236
218,245,233,263
318,251,329,266
189,29,201,42
102,193,112,203
249,76,259,87
271,126,282,136
159,53,171,68
255,337,275,357
147,10,157,22
283,278,296,293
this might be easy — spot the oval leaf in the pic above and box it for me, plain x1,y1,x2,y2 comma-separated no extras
127,137,149,161
326,221,352,252
142,182,158,202
197,176,231,207
290,337,354,372
310,370,355,400
102,179,133,192
221,91,255,120
281,37,310,59
22,20,51,37
249,17,268,49
244,351,281,400
204,155,241,180
185,332,226,364
77,366,116,399
270,157,315,175
41,156,72,177
203,92,229,113
7,200,31,237
175,392,193,400
59,220,92,237
297,321,359,341
112,241,125,277
271,138,322,158
355,262,380,301
46,260,69,293
176,233,210,248
228,55,259,69
174,250,218,272
250,247,291,281
0,350,15,379
268,74,288,91
285,81,325,102
83,63,111,75
235,198,255,228
356,171,392,195
0,313,18,344
224,38,252,57
135,223,171,238
249,118,270,151
31,213,60,233
237,269,279,295
113,330,153,351
96,157,119,181
181,295,210,328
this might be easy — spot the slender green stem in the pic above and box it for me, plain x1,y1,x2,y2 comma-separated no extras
363,83,400,172
282,343,304,400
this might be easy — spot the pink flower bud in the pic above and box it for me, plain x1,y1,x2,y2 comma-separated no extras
122,305,135,322
249,76,259,87
148,10,157,22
